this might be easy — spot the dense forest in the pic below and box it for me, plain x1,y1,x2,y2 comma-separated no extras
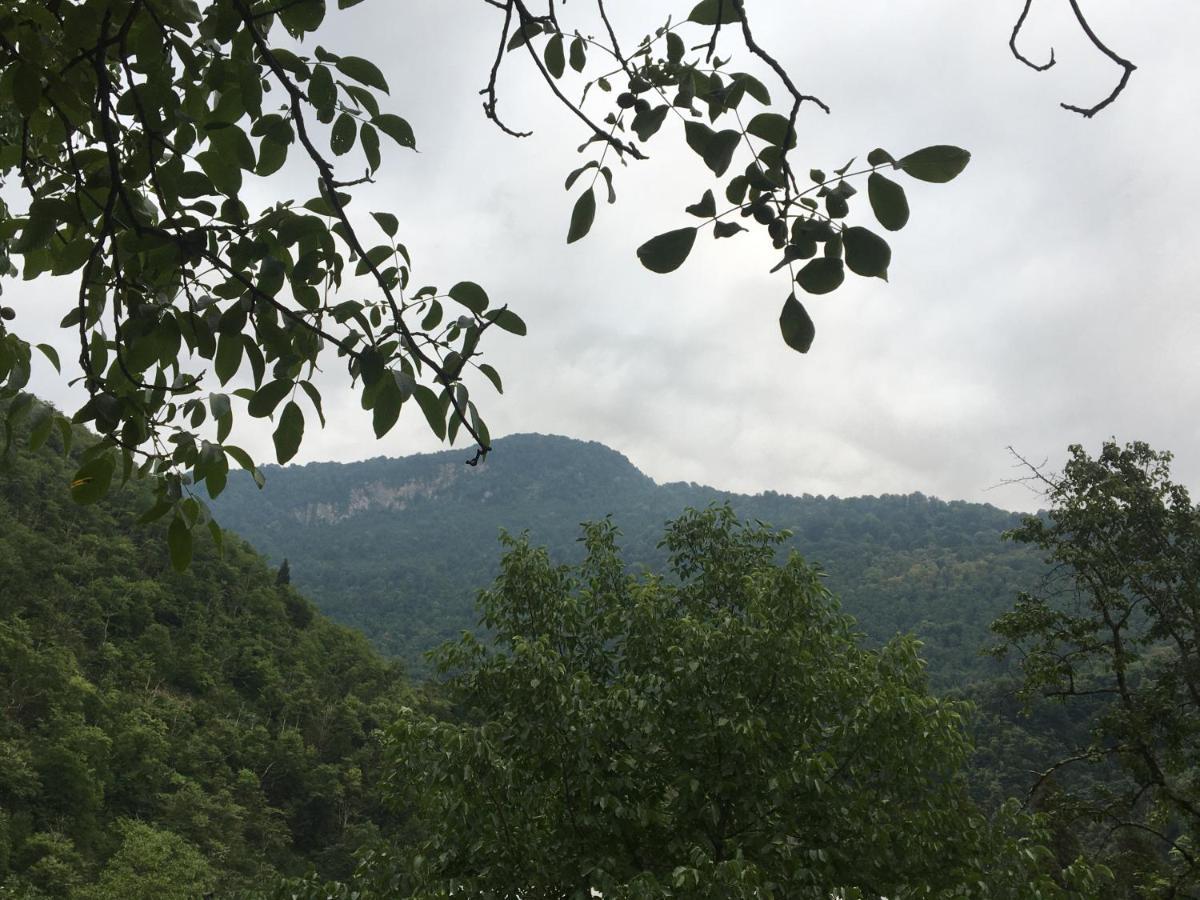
0,413,421,895
215,433,1047,687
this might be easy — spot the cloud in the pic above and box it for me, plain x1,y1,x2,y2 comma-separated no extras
9,0,1199,513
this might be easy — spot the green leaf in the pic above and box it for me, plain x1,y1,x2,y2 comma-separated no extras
372,211,399,237
373,375,403,437
867,147,894,166
336,56,389,92
196,148,241,196
795,257,844,294
484,308,527,336
479,362,504,393
215,332,242,385
632,105,670,142
70,453,115,505
703,130,740,177
636,228,697,274
360,121,381,171
247,379,292,418
897,145,971,183
685,189,716,218
168,515,192,572
779,293,815,353
209,392,232,420
412,385,447,440
448,281,489,314
13,62,42,118
689,0,741,25
331,112,356,156
746,113,796,150
567,188,596,244
569,36,586,72
35,343,60,373
843,226,891,279
308,64,337,113
684,120,714,158
713,220,745,238
544,33,565,78
14,200,61,252
273,401,304,463
506,21,543,51
374,114,416,150
867,173,909,231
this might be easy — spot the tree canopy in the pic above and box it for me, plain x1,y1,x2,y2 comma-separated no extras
352,508,1103,898
0,0,970,567
993,442,1200,896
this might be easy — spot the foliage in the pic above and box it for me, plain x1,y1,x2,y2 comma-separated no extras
0,1,967,563
0,396,415,895
991,441,1200,896
214,432,1046,687
366,508,1102,899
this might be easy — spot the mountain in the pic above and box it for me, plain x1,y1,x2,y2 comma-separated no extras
215,433,1047,686
0,404,415,896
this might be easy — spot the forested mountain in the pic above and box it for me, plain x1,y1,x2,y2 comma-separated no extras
0,413,417,896
216,433,1047,686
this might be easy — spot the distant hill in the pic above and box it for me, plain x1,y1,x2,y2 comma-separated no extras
215,433,1046,686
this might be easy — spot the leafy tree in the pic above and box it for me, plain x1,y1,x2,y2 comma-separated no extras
364,508,1102,898
992,442,1200,896
76,819,215,900
0,1,967,567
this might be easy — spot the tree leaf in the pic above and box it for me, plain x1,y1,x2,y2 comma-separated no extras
714,220,746,238
336,56,389,93
372,212,399,239
636,228,697,274
567,188,597,243
70,453,115,505
685,189,716,218
374,113,416,150
168,515,192,572
273,400,304,463
484,308,527,336
413,385,447,440
795,257,845,294
247,379,292,418
448,281,489,314
867,173,909,231
373,376,403,438
867,147,894,166
331,112,356,156
702,129,741,177
843,226,891,280
632,104,669,142
569,36,586,72
779,293,815,353
897,145,971,183
746,113,796,150
544,33,565,79
506,21,543,51
689,0,741,24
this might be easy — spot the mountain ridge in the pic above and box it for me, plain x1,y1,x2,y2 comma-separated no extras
215,432,1044,686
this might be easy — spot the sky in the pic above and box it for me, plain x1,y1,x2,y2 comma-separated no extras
11,0,1200,512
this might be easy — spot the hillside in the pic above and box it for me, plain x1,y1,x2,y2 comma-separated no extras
0,408,415,896
215,433,1047,686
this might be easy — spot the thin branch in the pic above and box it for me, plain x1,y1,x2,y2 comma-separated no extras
480,0,533,139
1009,0,1055,72
1060,0,1136,117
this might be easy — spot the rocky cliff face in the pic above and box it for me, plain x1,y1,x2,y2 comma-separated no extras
289,463,473,524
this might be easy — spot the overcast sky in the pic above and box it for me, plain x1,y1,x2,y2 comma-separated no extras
13,0,1200,512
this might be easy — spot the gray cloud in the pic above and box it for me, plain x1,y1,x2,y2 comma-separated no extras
10,0,1199,513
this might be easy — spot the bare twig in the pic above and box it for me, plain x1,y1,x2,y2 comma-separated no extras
1009,0,1056,71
